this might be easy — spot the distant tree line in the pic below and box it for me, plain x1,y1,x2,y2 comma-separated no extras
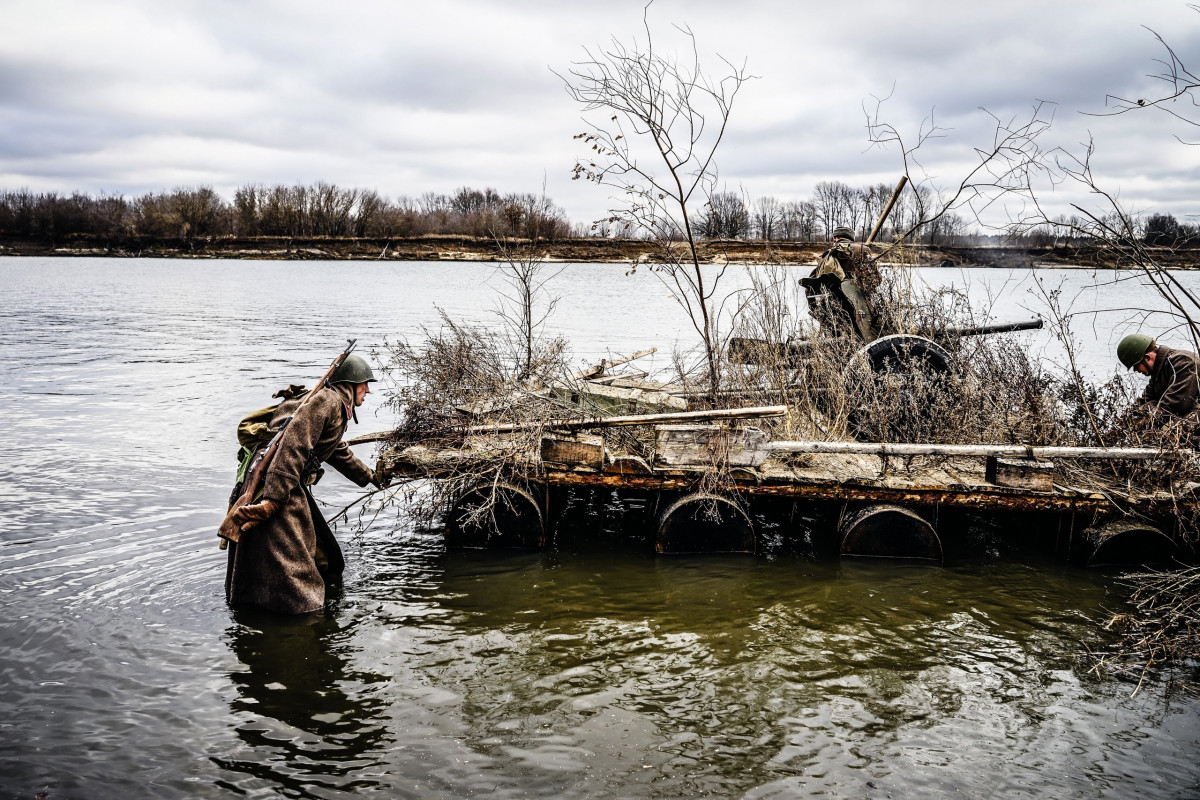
1004,212,1200,248
0,183,576,241
1,181,1194,247
687,183,1200,248
595,180,971,244
681,180,970,245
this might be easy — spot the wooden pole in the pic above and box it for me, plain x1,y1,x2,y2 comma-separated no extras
472,404,786,434
572,347,658,380
346,405,788,444
865,175,908,245
764,440,1194,461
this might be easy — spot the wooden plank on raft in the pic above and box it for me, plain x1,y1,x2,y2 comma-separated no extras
986,456,1055,491
654,424,770,468
456,385,551,416
553,379,688,414
572,347,658,379
541,434,605,469
589,371,649,385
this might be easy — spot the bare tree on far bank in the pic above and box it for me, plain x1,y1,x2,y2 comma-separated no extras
488,185,566,382
0,182,576,244
6,178,1200,250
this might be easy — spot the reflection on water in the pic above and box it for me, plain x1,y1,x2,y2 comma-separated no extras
1,258,1199,798
215,609,391,795
378,548,1169,798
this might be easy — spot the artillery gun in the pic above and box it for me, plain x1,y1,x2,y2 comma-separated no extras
728,270,1045,441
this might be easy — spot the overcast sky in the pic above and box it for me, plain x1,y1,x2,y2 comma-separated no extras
3,0,1199,229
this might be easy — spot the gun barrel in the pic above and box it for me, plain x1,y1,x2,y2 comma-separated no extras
727,319,1043,365
946,318,1044,337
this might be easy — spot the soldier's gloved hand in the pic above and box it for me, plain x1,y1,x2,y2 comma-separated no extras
371,466,391,490
232,499,278,532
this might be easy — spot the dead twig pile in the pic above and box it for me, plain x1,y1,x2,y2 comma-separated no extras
369,310,571,530
1091,565,1200,696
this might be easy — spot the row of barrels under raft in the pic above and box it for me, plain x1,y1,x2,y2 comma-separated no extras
443,484,1176,567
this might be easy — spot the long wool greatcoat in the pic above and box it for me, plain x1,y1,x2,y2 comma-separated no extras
1141,345,1200,419
225,382,374,614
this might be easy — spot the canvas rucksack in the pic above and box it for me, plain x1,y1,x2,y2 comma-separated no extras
232,383,309,487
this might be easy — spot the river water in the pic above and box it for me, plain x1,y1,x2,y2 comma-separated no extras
1,256,1198,799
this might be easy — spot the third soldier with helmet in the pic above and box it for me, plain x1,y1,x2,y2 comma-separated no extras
1114,332,1200,441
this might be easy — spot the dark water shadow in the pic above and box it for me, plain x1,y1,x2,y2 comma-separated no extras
211,607,392,795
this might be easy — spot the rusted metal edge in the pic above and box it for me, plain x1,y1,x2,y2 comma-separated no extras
381,455,1199,514
536,469,1188,513
764,441,1196,460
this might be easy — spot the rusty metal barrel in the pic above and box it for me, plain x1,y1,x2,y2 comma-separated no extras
1083,519,1176,567
655,493,754,554
839,503,942,561
445,483,544,549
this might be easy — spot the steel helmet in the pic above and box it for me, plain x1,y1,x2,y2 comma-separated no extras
831,226,854,241
330,354,376,385
1117,333,1155,369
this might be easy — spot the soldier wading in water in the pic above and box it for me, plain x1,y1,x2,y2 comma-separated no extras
224,354,385,614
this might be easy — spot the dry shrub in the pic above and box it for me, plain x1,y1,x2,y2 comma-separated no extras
372,310,570,529
1090,565,1200,696
379,310,569,446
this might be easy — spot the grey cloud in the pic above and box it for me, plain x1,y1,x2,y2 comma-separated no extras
2,0,1199,227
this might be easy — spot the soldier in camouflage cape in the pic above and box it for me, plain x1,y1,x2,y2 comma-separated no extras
802,226,881,342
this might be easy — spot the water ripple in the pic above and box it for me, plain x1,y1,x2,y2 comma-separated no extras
3,259,1200,798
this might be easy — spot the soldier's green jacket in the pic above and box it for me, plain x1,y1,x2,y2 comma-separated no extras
1141,345,1200,419
225,382,374,614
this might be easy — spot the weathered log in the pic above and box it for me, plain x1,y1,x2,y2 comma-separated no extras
470,405,787,434
349,405,787,444
764,441,1195,460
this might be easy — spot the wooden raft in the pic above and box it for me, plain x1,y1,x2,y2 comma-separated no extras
377,433,1200,516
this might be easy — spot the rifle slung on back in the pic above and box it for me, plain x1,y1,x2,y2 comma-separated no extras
218,339,357,545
